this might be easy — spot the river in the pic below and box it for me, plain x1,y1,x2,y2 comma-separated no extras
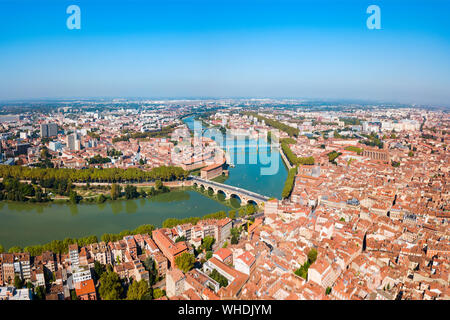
0,117,287,250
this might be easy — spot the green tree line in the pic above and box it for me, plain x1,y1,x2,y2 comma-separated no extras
281,167,297,199
0,165,189,183
243,112,299,137
6,224,155,257
280,139,315,166
112,124,178,143
162,210,228,228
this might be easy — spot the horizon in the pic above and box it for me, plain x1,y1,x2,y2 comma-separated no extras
1,0,450,106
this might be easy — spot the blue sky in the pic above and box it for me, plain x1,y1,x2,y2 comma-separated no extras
0,0,449,105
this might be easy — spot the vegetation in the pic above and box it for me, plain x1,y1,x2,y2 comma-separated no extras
339,117,361,126
327,151,342,163
124,185,139,199
0,165,189,183
0,178,47,202
99,267,123,300
175,252,195,273
87,155,111,165
100,224,155,243
243,112,299,137
280,139,315,166
112,124,178,143
209,269,228,287
126,280,150,300
294,248,318,280
391,160,401,167
107,149,123,158
281,167,297,199
201,236,215,252
110,183,121,200
93,260,106,280
344,146,363,155
230,227,240,245
152,288,165,299
143,257,159,286
162,210,227,228
360,132,383,149
175,236,186,243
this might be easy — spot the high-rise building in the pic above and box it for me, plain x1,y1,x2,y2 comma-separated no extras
66,133,81,151
40,123,58,138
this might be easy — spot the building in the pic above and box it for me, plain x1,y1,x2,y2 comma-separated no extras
40,123,58,138
200,162,224,180
68,244,79,270
152,229,188,268
362,147,390,162
72,266,92,284
234,252,256,276
48,141,62,152
66,133,81,151
307,258,335,288
74,279,97,300
213,248,233,265
0,287,32,300
166,268,186,298
0,254,15,285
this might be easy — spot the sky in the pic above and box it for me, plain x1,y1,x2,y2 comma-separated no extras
0,0,449,105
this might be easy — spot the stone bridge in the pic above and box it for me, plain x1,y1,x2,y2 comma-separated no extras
190,176,269,207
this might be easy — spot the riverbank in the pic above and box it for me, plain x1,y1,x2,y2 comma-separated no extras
0,188,230,250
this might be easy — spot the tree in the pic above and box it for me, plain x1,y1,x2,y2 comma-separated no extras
124,185,139,199
246,204,256,215
70,289,78,300
230,227,240,238
97,194,107,203
126,280,150,300
281,167,297,199
228,210,236,219
155,179,163,190
111,183,121,200
152,288,165,299
93,260,105,280
201,236,215,252
326,287,332,295
0,244,3,253
143,257,158,286
209,269,228,287
222,241,228,248
175,252,195,273
34,286,46,300
8,246,23,253
14,275,24,289
408,151,414,157
231,235,238,245
69,191,81,204
99,269,123,300
175,236,186,243
205,251,213,260
307,248,318,264
238,207,246,218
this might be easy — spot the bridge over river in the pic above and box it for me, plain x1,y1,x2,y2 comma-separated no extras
190,176,269,207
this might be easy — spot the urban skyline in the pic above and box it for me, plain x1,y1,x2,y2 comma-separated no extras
1,0,450,105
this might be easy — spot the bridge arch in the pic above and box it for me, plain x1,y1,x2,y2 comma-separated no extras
216,190,227,201
207,186,215,196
